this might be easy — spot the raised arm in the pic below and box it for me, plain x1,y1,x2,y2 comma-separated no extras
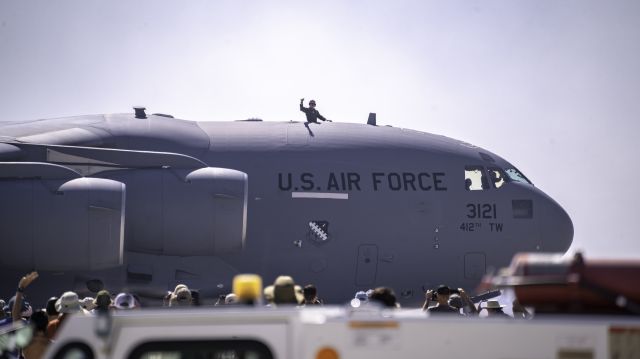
422,290,433,311
12,272,38,322
459,289,479,315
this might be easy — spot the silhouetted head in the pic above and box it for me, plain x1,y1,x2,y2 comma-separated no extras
30,310,48,333
309,100,316,107
6,296,33,318
169,287,192,307
46,297,59,317
369,287,397,308
448,294,463,309
94,290,111,310
436,285,451,305
303,284,317,302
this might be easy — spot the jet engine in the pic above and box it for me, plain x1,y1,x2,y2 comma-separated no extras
108,167,248,256
0,163,125,271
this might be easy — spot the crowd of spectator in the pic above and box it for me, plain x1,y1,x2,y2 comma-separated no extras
1,271,530,358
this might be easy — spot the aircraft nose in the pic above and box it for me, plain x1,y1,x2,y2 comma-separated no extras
538,194,574,253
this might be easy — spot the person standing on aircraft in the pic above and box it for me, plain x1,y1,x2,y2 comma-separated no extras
300,98,331,123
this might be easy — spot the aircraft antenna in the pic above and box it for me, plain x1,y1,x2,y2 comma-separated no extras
134,106,147,119
367,113,376,126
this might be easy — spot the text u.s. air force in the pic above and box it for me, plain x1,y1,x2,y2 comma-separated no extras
278,172,447,192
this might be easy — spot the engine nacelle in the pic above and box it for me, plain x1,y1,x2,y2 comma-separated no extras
0,175,125,271
111,167,248,256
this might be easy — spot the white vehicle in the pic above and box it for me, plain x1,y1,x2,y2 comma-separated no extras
15,307,637,359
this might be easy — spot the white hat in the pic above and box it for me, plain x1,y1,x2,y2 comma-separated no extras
485,300,506,309
80,297,96,311
174,284,188,294
225,293,238,304
169,287,192,307
114,293,137,310
55,292,82,314
263,285,274,303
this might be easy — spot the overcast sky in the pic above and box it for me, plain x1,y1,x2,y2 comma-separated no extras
1,0,639,258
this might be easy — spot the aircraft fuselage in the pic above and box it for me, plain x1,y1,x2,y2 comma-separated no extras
0,113,573,305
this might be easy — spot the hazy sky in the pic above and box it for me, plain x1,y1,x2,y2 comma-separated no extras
1,0,639,258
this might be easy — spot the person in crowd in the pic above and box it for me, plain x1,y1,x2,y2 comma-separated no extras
92,290,112,313
214,294,228,306
233,274,263,306
369,287,400,308
295,285,305,304
80,297,96,312
302,284,322,306
0,299,10,327
512,299,533,319
6,295,33,323
45,297,59,322
349,291,370,308
481,300,512,318
190,289,201,306
225,293,238,305
167,284,192,307
447,289,479,316
11,272,38,322
47,291,84,339
263,286,275,306
22,310,50,359
423,285,461,315
114,292,140,310
272,276,303,305
354,291,369,303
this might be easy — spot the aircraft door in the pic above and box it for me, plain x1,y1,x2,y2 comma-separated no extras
355,244,378,286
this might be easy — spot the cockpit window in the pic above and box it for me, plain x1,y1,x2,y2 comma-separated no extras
505,167,532,185
465,166,489,191
488,167,507,189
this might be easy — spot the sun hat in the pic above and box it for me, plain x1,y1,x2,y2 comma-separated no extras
485,300,506,309
114,292,137,310
94,290,112,308
55,292,82,314
273,276,303,304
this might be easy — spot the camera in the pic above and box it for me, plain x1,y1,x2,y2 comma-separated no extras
430,286,459,301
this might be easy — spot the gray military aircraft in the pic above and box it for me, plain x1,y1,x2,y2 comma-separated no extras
0,108,573,305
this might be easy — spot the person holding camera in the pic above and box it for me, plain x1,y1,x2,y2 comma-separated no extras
448,289,479,316
422,285,462,315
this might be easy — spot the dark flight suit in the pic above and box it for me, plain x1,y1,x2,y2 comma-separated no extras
300,102,328,123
